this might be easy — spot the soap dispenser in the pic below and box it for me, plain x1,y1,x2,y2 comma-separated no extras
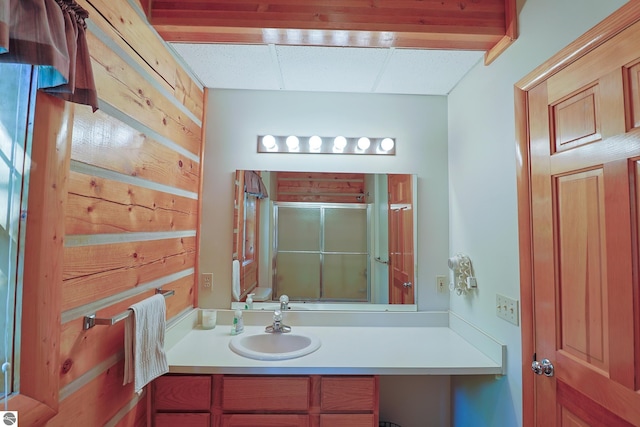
246,293,254,309
231,309,244,335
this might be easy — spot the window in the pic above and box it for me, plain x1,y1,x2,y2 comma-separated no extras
242,193,257,264
0,64,36,402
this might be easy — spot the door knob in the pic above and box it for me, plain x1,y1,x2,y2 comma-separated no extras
402,282,412,288
531,354,554,377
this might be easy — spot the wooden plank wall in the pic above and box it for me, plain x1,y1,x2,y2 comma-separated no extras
41,0,204,425
275,172,366,203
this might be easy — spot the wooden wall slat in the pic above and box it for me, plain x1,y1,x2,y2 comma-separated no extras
79,0,204,120
62,249,195,311
59,275,193,387
80,0,173,96
87,31,202,156
275,171,366,203
63,237,196,280
48,360,135,427
114,396,148,427
165,274,196,318
72,106,200,193
65,172,198,235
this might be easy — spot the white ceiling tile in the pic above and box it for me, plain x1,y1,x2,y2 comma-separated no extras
171,44,281,90
375,50,484,95
275,46,390,93
171,43,485,96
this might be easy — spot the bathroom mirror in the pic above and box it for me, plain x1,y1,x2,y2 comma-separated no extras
231,170,417,311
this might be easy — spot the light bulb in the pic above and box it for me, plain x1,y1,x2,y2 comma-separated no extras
309,135,322,151
262,135,276,149
286,135,299,150
333,136,347,150
380,138,394,152
357,137,370,150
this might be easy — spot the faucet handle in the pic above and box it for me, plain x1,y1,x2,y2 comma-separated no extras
273,310,283,322
279,295,289,304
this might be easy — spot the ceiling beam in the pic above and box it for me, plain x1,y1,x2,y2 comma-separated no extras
149,0,516,61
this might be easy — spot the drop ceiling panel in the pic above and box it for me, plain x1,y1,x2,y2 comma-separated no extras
171,44,281,90
171,43,484,96
275,45,390,93
375,49,484,95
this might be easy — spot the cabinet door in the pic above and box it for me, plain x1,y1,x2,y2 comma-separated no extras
155,413,210,427
321,376,377,412
221,414,309,427
154,375,212,411
222,376,310,411
320,414,375,427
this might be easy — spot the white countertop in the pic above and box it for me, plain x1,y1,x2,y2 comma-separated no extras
165,318,503,375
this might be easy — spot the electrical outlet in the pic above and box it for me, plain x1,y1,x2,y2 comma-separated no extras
496,293,519,325
201,273,213,289
436,275,448,293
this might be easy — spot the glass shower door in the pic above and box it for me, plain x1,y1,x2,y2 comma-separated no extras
273,203,369,301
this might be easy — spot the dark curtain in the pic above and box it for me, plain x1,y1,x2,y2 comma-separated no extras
244,170,268,199
0,0,98,111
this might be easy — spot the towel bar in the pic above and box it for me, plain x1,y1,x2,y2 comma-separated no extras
83,289,175,330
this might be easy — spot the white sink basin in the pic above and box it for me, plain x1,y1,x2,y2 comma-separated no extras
229,332,321,360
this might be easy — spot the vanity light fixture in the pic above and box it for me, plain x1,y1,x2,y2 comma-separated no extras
357,137,371,151
262,134,277,150
309,135,322,151
380,137,395,152
257,135,396,155
333,136,347,152
285,135,300,151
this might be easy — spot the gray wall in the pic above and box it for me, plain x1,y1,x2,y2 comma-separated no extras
447,0,628,425
200,90,450,313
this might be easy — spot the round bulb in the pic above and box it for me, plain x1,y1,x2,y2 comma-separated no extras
286,135,299,150
309,135,322,151
262,135,276,149
334,136,347,150
357,137,371,150
380,138,394,151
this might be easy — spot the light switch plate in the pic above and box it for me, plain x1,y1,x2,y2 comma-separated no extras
496,293,519,325
436,275,448,293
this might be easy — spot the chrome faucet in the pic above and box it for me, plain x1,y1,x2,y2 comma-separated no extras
279,294,289,311
265,310,291,333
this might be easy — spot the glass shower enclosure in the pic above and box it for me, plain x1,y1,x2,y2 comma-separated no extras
272,202,370,302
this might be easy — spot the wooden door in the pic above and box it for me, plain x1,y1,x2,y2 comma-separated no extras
519,7,640,425
388,174,415,304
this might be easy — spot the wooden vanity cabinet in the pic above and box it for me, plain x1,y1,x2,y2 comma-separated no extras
318,376,378,427
152,374,379,427
152,374,212,427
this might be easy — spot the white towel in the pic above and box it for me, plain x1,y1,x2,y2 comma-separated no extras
123,294,169,394
232,259,241,301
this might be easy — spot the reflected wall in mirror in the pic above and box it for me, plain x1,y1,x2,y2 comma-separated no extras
232,170,417,310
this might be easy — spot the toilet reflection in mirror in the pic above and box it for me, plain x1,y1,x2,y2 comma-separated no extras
232,170,417,311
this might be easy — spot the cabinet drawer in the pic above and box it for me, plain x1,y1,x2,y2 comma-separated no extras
222,414,309,427
321,376,376,412
154,375,212,411
222,376,310,411
155,412,210,427
320,414,375,427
